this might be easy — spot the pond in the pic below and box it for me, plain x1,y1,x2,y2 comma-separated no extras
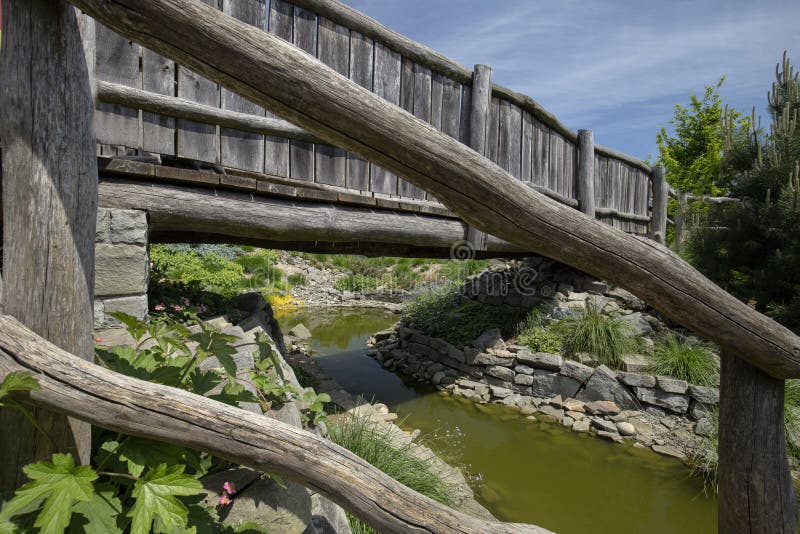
278,307,717,534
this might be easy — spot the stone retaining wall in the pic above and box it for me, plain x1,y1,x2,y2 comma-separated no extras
93,208,149,327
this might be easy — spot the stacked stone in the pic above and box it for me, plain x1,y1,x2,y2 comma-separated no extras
93,208,149,327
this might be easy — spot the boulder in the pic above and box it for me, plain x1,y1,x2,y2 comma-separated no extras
621,354,650,373
288,323,312,340
431,371,446,385
634,387,689,414
616,421,636,436
657,376,688,394
616,371,656,388
474,328,506,351
94,244,148,297
486,366,515,382
597,430,624,444
514,364,535,375
584,400,621,416
559,359,594,383
529,371,557,397
490,385,513,398
576,365,638,410
516,350,563,371
514,374,534,386
619,312,653,335
687,384,719,405
537,405,563,422
233,292,267,313
553,375,581,399
562,398,586,413
591,417,617,433
606,287,645,311
651,444,686,460
471,351,516,367
572,419,591,433
694,418,715,438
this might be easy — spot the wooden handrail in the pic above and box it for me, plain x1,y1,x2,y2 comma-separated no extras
68,0,800,378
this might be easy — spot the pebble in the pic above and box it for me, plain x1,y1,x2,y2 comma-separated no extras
616,421,636,436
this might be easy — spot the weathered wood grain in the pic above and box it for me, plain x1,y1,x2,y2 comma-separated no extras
408,62,431,200
95,21,139,148
459,85,472,145
577,129,595,217
221,0,266,173
650,166,668,244
440,77,461,139
431,72,444,131
498,101,522,179
468,65,491,157
315,17,349,187
264,0,293,177
369,42,401,195
532,121,550,187
718,352,799,533
290,5,317,182
485,98,500,163
347,30,373,190
0,314,547,534
141,48,176,154
0,0,97,490
73,0,800,378
521,112,533,182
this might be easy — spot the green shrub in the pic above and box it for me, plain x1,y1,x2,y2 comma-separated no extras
515,307,565,353
329,410,455,534
335,274,381,292
647,335,719,386
150,245,245,297
556,305,639,369
437,259,489,282
288,273,307,286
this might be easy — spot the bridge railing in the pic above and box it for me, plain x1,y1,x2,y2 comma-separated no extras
93,0,655,236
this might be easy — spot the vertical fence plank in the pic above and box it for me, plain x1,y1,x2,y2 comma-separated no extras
485,97,500,163
95,21,139,149
370,42,401,195
221,0,266,172
396,58,420,199
315,16,349,187
441,77,461,139
718,353,799,533
547,130,563,193
564,140,576,199
1,0,97,489
459,85,472,145
347,30,373,190
465,65,492,251
265,0,292,177
177,0,219,163
532,121,550,187
577,129,595,217
141,49,175,155
431,72,444,130
290,5,317,182
521,112,533,182
498,101,522,179
651,165,668,243
407,62,431,199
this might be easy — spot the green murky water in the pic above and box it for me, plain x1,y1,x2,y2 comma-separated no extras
279,307,717,533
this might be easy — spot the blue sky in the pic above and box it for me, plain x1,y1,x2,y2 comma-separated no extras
346,0,799,161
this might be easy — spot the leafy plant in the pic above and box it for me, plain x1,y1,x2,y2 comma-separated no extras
647,335,719,386
0,372,48,442
556,305,639,369
300,391,331,427
328,409,455,534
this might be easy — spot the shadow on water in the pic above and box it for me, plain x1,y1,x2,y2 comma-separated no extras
279,307,717,534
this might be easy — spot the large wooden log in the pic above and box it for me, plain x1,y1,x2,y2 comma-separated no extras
0,0,97,490
0,314,549,534
97,179,526,255
718,352,799,533
69,0,800,378
465,64,492,252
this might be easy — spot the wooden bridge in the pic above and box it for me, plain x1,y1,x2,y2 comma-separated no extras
90,0,666,256
1,1,798,532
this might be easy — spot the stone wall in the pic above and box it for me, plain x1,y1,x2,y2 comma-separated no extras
93,208,149,327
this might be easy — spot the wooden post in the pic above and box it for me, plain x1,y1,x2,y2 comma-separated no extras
718,352,799,533
650,165,668,244
465,64,492,253
673,189,688,253
0,0,97,490
577,129,595,218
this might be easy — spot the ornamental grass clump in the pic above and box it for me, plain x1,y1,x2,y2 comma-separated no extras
647,334,719,386
557,305,639,369
516,307,565,354
328,410,455,534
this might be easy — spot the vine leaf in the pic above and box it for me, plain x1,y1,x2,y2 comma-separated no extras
116,438,190,478
190,330,238,379
0,453,96,534
129,464,203,534
0,372,41,400
69,483,123,534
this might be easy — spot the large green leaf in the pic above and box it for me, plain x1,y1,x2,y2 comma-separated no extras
107,312,148,341
117,438,190,479
0,454,96,534
190,331,238,378
129,464,203,534
69,484,123,534
0,372,40,401
208,381,259,406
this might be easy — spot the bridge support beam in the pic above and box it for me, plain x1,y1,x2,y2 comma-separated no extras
464,64,493,253
650,165,668,244
577,129,595,218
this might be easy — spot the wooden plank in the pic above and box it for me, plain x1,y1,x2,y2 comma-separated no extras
532,121,550,186
265,0,293,176
290,5,317,181
221,0,266,173
465,65,492,251
397,58,422,198
141,49,176,155
431,72,444,130
441,77,461,139
564,139,576,199
498,100,522,179
485,97,500,163
0,0,96,489
95,21,139,148
459,85,472,145
411,62,432,199
521,112,533,182
315,16,349,187
177,0,220,163
718,352,799,533
577,130,595,216
547,130,562,193
347,30,373,190
651,166,667,242
370,42,401,195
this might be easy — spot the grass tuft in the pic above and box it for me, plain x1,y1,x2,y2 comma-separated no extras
647,335,719,386
556,305,639,369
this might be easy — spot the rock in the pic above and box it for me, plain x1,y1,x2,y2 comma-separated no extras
514,364,535,375
474,328,506,351
591,417,617,433
520,406,537,415
233,292,267,313
529,371,557,397
537,405,563,422
514,374,534,386
502,394,522,406
616,421,636,436
606,287,645,311
550,394,564,409
651,444,686,460
562,398,585,413
585,281,609,294
597,430,624,444
100,295,148,325
473,352,516,367
660,416,678,430
309,492,353,534
94,244,148,296
572,419,591,433
559,359,594,383
566,410,585,421
687,384,719,405
694,418,715,437
373,329,396,341
516,349,563,371
635,387,689,414
576,365,639,410
621,354,650,373
486,366,515,381
619,313,653,335
288,323,312,340
616,371,656,388
689,401,710,420
490,385,514,398
584,400,621,416
657,376,688,394
109,208,148,244
553,375,582,399
431,371,446,385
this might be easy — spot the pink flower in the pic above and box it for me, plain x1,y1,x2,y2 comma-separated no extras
218,494,231,505
183,297,191,306
172,304,183,311
223,481,236,495
198,304,208,313
154,303,166,311
94,337,104,343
